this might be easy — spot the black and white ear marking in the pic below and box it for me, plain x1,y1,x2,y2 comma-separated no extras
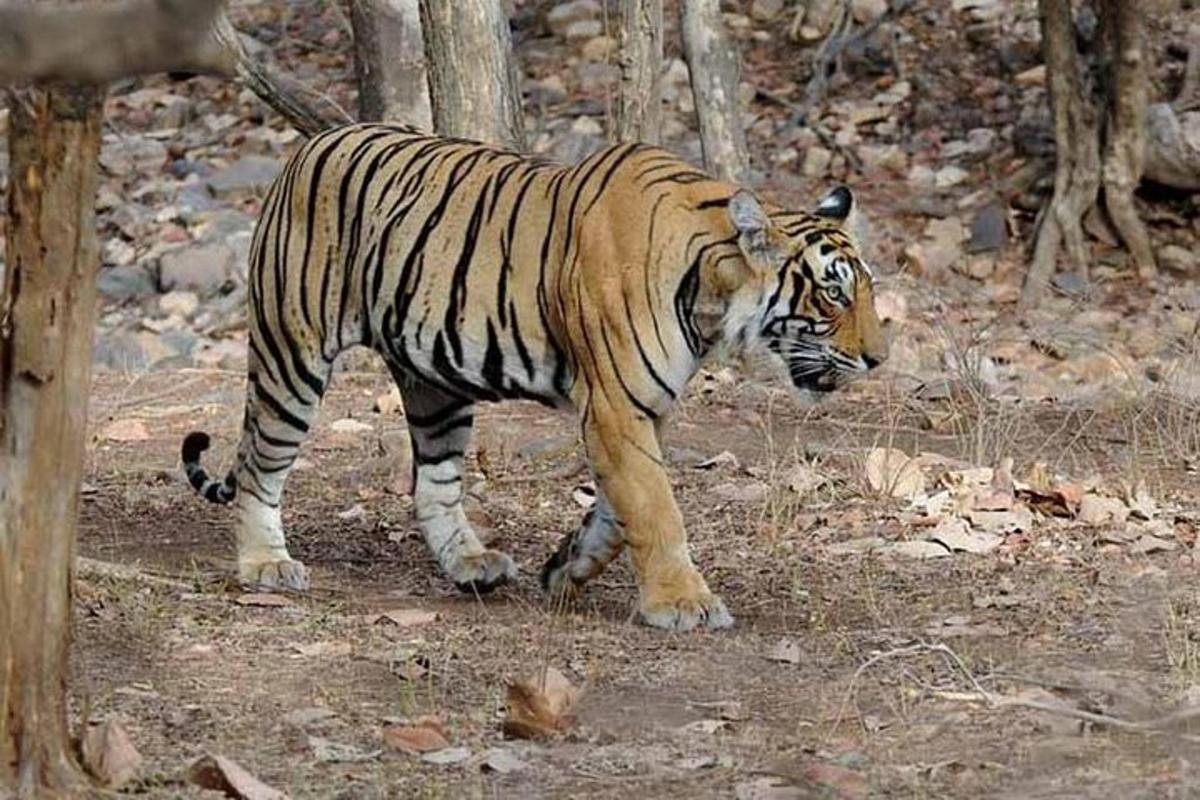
814,185,854,221
729,189,769,235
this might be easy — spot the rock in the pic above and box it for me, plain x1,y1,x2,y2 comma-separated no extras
968,202,1009,253
158,242,235,293
850,0,888,23
1015,64,1046,87
1051,271,1089,297
99,135,168,176
205,156,282,198
801,145,833,177
98,265,156,301
563,19,603,41
527,75,568,106
911,216,966,274
546,0,601,37
1078,494,1130,526
750,0,785,21
1160,244,1198,275
858,144,907,175
580,34,615,61
934,165,970,188
103,237,137,268
159,290,199,318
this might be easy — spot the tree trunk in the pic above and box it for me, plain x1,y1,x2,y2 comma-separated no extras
0,84,105,799
350,0,432,127
418,0,525,149
615,0,663,143
1020,0,1101,313
1099,0,1155,281
681,0,750,183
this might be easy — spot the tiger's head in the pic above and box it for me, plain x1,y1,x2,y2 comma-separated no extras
722,185,888,395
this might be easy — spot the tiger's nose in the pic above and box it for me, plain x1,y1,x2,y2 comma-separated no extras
863,352,885,370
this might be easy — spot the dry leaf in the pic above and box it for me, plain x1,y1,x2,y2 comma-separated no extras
786,464,827,495
307,735,380,763
927,517,1002,554
102,418,150,443
235,593,292,608
764,639,802,665
376,608,438,627
81,720,142,789
865,447,925,498
697,450,739,470
187,754,289,800
1078,494,1130,526
382,723,449,755
502,666,579,740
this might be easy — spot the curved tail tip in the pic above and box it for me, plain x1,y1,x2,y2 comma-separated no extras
181,431,211,464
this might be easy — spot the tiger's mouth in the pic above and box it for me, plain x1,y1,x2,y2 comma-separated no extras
789,367,840,394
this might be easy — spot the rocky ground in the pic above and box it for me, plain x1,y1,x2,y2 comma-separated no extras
3,0,1200,797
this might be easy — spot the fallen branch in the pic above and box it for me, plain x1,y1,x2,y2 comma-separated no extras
76,557,193,591
0,0,234,84
212,12,353,137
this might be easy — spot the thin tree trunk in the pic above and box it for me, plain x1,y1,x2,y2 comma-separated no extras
1099,0,1155,282
0,84,105,799
1020,0,1101,312
350,0,432,127
615,0,663,143
681,0,750,183
418,0,525,149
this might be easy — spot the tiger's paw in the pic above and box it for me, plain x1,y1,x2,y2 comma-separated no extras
639,592,734,632
238,557,309,592
539,535,584,600
449,549,517,595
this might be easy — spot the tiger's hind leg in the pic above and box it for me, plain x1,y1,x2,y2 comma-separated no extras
540,487,623,599
230,354,332,591
394,372,517,593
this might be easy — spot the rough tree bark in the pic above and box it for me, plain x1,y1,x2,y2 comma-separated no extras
1099,0,1155,281
418,0,525,149
0,84,106,798
0,0,231,83
1020,0,1101,312
350,0,432,127
615,0,663,143
681,0,750,183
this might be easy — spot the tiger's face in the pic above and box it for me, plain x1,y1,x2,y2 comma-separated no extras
727,186,888,395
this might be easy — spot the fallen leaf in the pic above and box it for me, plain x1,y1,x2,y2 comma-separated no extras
421,746,472,765
1127,483,1158,520
966,507,1033,534
235,593,292,608
187,754,289,800
81,720,142,789
502,666,579,740
927,518,1002,554
697,450,739,470
865,447,925,498
376,608,438,627
480,748,529,774
307,735,380,763
289,641,351,658
283,707,337,728
382,723,450,755
764,639,802,665
101,418,150,443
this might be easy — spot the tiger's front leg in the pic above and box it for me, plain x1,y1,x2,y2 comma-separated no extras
583,402,733,631
396,375,517,594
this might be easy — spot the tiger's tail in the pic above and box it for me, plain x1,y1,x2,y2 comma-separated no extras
181,432,238,505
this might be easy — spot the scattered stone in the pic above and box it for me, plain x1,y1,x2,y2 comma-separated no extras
865,447,925,498
308,735,381,764
764,638,802,665
187,754,288,800
1015,64,1047,87
968,203,1009,253
101,418,150,443
801,145,833,177
580,34,615,61
283,707,338,728
98,264,156,301
205,156,283,198
850,0,888,24
714,481,770,503
934,165,970,188
330,418,373,434
159,290,199,318
927,517,1003,554
750,0,785,22
157,242,235,293
480,748,529,774
546,0,601,38
1160,244,1198,275
421,747,472,766
1078,494,1130,526
81,720,143,790
563,19,603,41
99,135,168,176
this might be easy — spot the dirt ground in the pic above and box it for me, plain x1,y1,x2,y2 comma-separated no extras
73,355,1200,799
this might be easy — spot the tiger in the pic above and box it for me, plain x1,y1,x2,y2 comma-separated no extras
180,123,888,632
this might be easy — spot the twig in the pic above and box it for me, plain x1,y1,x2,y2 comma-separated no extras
796,0,919,124
76,557,193,590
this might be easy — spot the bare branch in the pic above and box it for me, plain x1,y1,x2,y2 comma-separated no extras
211,12,353,138
0,0,233,84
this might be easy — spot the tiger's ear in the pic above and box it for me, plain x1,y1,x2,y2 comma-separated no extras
729,189,772,258
814,185,854,220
